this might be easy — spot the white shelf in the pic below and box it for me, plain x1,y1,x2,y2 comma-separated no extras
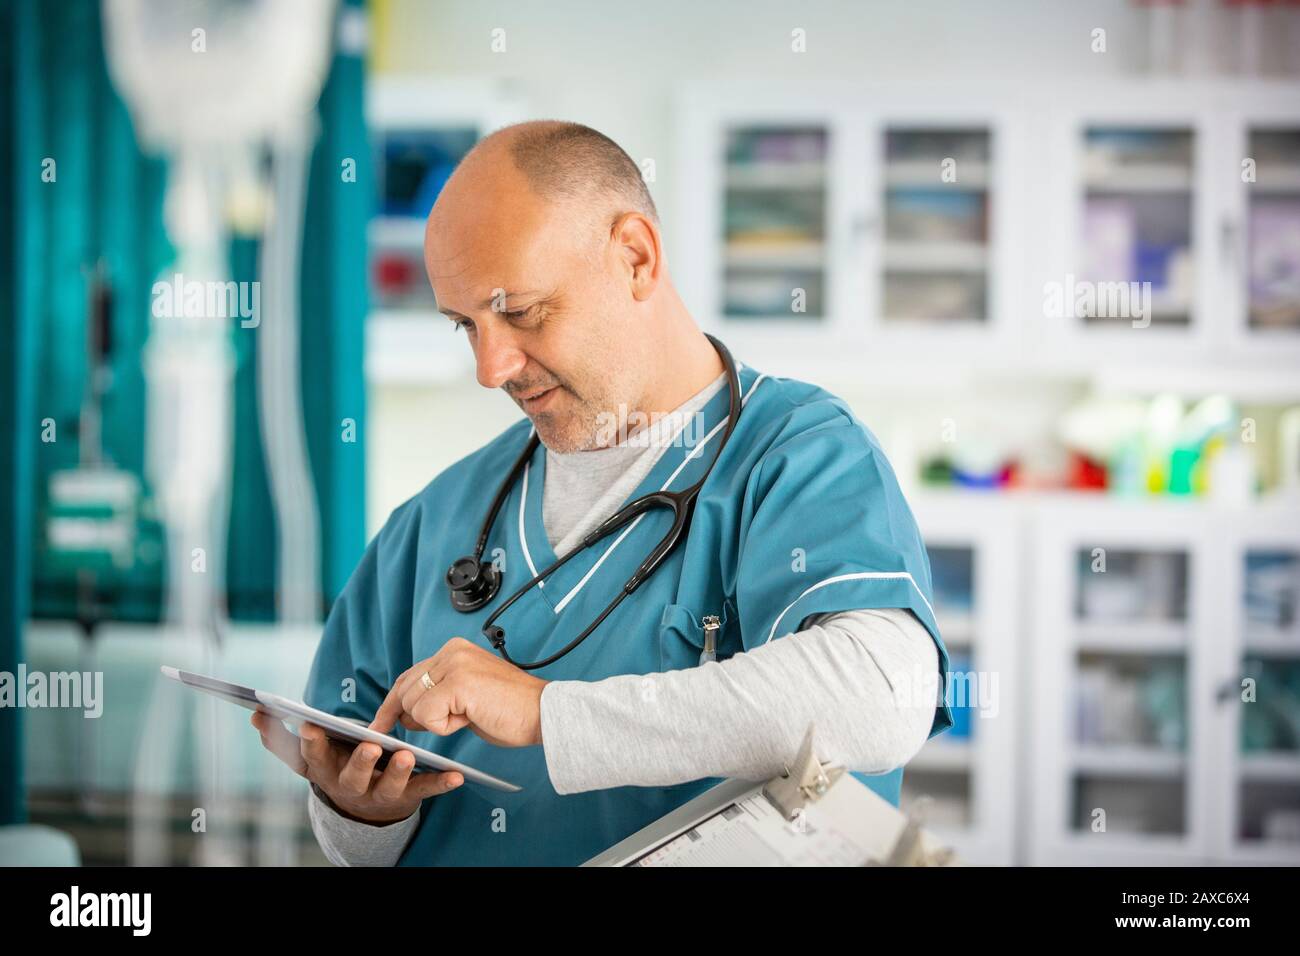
1072,745,1186,779
723,241,825,269
878,314,988,329
885,161,989,190
1090,363,1300,402
717,339,1300,402
1053,831,1195,866
1242,641,1300,658
1084,164,1193,192
1149,293,1192,319
1251,167,1300,193
882,241,987,273
724,161,826,190
935,611,975,646
368,216,426,248
1242,624,1300,656
909,739,974,772
366,311,474,385
1074,620,1188,654
1239,752,1300,782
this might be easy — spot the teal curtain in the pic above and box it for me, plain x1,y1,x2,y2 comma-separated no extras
1,0,169,824
16,0,172,625
0,0,370,823
303,23,370,605
0,0,33,825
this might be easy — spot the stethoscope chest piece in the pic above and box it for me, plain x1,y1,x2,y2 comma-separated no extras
446,555,501,612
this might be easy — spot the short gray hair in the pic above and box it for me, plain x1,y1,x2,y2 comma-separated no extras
502,120,659,226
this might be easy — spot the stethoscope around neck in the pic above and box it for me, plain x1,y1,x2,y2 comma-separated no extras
445,333,742,671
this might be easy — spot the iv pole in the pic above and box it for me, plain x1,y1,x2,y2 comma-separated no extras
101,0,336,866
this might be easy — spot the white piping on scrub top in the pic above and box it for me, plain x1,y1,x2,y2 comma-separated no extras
518,427,544,587
762,571,937,645
551,374,769,613
549,370,768,615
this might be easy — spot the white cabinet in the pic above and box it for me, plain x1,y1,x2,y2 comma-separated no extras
1220,95,1300,362
675,85,1026,378
675,92,841,348
1039,85,1219,361
1039,83,1300,368
364,79,525,384
1024,496,1300,866
678,79,1300,391
905,493,1021,866
865,99,1024,361
1210,507,1300,864
1027,498,1217,865
906,493,1300,866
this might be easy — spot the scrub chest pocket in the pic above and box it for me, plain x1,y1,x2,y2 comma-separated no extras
658,598,739,672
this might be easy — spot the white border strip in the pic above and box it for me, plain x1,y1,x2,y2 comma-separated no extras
518,431,543,587
763,571,936,644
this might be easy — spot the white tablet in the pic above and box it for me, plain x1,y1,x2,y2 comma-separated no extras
160,665,522,793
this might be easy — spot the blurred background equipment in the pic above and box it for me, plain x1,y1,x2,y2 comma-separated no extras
3,0,369,865
103,0,337,867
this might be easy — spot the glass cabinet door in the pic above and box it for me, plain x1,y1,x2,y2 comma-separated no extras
1234,548,1300,857
902,544,977,830
720,126,829,321
879,127,992,326
1070,547,1191,838
1243,127,1300,335
1078,127,1196,329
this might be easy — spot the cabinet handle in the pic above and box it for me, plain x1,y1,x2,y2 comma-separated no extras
1220,216,1241,276
1215,677,1241,705
852,211,879,241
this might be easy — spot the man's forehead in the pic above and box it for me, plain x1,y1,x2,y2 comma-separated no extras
425,229,550,308
425,172,557,254
426,202,595,311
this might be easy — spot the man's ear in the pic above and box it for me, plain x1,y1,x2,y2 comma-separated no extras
612,212,662,301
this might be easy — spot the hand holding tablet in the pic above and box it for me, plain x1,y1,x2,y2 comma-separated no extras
162,666,521,826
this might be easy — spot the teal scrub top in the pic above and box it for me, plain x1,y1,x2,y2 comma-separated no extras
304,361,953,866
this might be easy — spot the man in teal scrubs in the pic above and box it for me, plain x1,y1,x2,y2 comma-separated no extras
253,120,952,866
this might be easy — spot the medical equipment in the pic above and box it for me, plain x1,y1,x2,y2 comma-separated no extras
445,333,741,670
40,261,159,623
585,725,960,866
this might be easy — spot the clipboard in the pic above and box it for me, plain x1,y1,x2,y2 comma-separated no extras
584,725,959,866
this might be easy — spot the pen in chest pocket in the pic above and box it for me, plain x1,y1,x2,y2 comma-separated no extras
699,614,721,665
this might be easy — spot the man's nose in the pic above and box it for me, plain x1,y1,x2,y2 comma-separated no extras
473,322,528,390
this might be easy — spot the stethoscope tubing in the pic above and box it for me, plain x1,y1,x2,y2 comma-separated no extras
452,334,741,671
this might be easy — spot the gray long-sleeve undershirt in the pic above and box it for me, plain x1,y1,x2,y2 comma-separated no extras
308,374,940,866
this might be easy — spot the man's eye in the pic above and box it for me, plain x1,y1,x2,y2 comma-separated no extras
451,319,473,333
504,310,528,321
